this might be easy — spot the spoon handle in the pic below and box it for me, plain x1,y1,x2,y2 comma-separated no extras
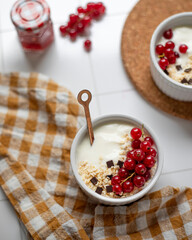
77,89,94,145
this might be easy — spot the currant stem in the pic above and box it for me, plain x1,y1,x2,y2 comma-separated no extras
120,172,135,185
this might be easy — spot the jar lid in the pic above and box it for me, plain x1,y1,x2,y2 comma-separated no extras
11,0,51,31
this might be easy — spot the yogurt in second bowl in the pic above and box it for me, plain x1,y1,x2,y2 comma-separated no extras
156,26,192,85
77,121,157,199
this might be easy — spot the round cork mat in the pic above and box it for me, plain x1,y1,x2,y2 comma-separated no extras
121,0,192,120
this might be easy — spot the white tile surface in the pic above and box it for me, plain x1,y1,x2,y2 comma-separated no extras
1,25,96,97
89,14,134,94
97,90,192,174
151,169,192,192
0,200,21,240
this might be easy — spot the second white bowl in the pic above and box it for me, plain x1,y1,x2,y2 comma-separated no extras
150,12,192,101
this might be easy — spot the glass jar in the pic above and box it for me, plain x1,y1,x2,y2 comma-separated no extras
11,0,54,52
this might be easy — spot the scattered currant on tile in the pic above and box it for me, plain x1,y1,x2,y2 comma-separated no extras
59,2,106,51
84,39,92,51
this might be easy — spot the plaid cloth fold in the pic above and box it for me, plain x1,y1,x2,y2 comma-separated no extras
0,72,192,240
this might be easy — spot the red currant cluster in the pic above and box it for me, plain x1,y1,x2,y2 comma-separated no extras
156,29,188,70
59,2,106,51
111,127,157,195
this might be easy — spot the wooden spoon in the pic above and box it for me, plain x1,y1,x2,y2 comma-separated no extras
77,89,94,145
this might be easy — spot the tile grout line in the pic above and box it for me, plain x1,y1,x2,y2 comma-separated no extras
92,87,135,97
161,167,192,176
87,53,102,115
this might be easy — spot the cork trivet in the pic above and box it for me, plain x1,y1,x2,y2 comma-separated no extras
121,0,192,120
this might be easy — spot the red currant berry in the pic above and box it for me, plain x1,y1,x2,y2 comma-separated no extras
127,150,135,159
69,14,79,24
174,51,180,58
168,54,176,64
179,44,188,54
87,2,95,11
165,41,175,49
111,175,121,185
77,23,85,33
93,10,100,18
118,168,129,179
59,25,68,35
122,180,134,193
130,128,142,139
133,149,145,162
144,136,154,145
77,7,85,14
84,40,92,51
140,141,151,153
143,155,155,168
164,48,174,58
124,158,136,170
133,175,145,188
143,170,151,181
163,29,173,39
155,44,165,55
147,147,157,157
135,163,147,175
69,29,77,39
113,184,122,195
131,139,141,149
82,16,92,26
159,58,169,70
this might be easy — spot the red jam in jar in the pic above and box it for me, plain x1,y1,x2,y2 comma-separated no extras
11,0,54,52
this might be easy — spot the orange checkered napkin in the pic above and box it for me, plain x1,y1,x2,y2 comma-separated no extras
0,72,192,240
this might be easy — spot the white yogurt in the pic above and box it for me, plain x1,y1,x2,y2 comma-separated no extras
76,122,133,168
158,26,192,66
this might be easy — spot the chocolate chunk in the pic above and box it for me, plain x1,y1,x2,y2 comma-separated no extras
164,69,169,75
184,68,192,73
106,185,113,193
189,79,192,85
117,160,124,168
176,65,182,71
106,174,113,180
90,177,98,185
95,187,103,195
106,160,114,168
181,78,188,84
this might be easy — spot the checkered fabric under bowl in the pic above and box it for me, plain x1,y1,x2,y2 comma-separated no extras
0,72,192,240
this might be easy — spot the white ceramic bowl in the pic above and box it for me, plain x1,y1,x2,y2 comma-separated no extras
70,114,163,205
150,12,192,101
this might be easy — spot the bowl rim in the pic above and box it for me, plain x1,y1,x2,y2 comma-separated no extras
150,12,192,90
70,114,164,205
